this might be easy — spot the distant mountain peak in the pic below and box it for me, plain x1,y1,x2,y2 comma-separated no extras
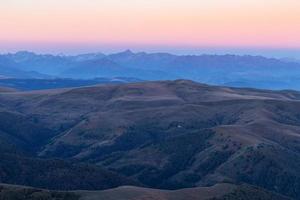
124,49,134,54
116,49,134,56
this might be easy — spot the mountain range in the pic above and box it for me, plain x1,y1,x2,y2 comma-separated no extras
0,80,299,199
1,50,300,90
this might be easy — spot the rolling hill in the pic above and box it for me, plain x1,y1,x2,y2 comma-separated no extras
0,80,299,199
0,77,141,91
0,183,291,200
0,86,17,93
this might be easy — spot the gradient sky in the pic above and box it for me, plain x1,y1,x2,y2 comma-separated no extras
1,0,300,57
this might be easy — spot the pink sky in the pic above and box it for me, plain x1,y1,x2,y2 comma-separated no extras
1,0,300,54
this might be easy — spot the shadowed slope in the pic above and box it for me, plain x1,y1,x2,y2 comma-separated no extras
0,153,140,191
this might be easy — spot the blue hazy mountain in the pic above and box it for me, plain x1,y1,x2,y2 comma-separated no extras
5,51,73,75
2,50,300,90
0,54,50,79
61,56,173,80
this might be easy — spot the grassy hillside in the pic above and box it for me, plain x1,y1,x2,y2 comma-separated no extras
0,183,291,200
0,80,299,198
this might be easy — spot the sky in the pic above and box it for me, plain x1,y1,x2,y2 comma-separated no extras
1,0,300,57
